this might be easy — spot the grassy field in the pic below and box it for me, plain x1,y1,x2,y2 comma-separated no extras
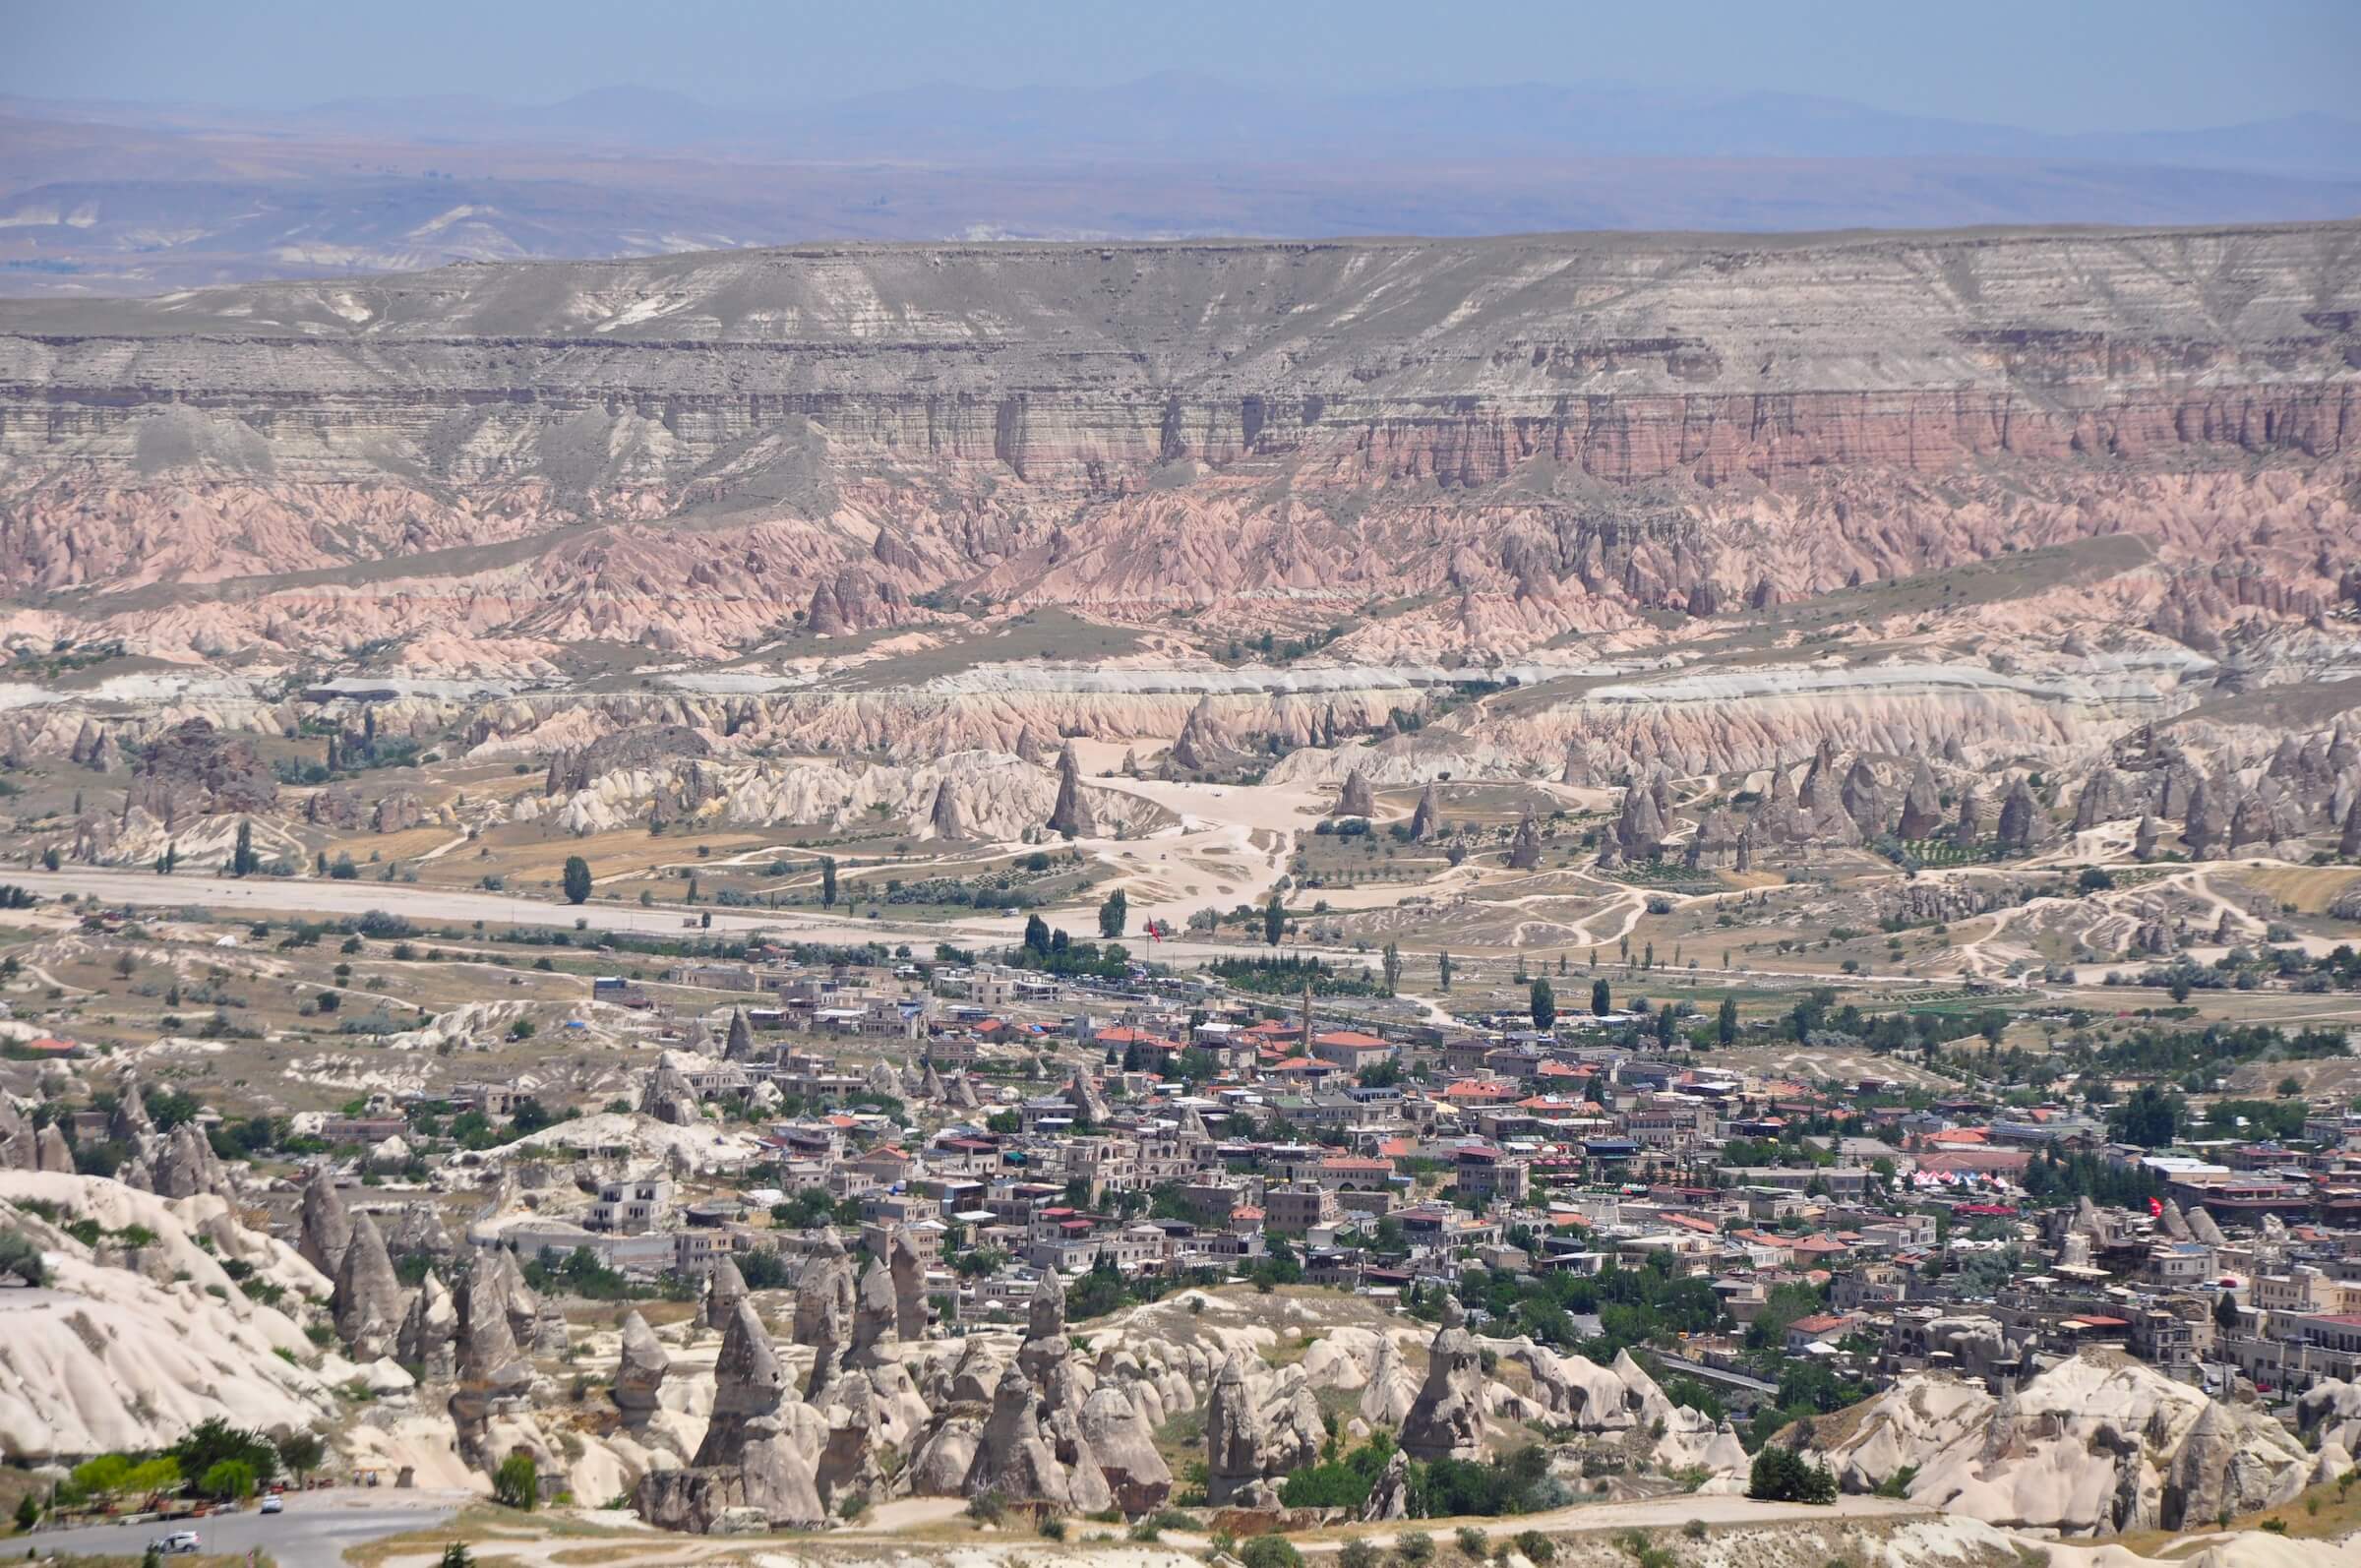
2225,865,2361,915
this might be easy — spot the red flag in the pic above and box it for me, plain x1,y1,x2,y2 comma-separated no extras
2148,1196,2163,1218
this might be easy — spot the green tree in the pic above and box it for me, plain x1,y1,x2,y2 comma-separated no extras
123,1457,180,1495
14,1493,39,1532
1530,977,1556,1031
1098,888,1128,938
439,1546,474,1568
197,1459,257,1501
1591,977,1610,1016
1437,951,1452,991
492,1451,538,1510
561,856,592,905
1263,890,1285,946
275,1431,325,1481
71,1455,133,1497
1381,941,1402,997
231,820,256,878
1718,995,1738,1045
2110,1083,2183,1148
820,857,839,909
1745,1444,1836,1505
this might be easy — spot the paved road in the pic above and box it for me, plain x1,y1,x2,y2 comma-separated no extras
36,1491,467,1568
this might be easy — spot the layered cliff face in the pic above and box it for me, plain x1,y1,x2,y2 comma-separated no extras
0,223,2351,665
0,223,2353,804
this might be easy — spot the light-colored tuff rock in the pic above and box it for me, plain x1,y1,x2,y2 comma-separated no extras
848,1256,899,1369
889,1231,930,1341
396,1268,458,1381
791,1230,856,1383
1333,768,1376,818
1205,1352,1274,1506
333,1212,405,1360
1399,1311,1488,1462
1078,1383,1172,1514
637,1298,825,1532
612,1310,670,1429
151,1121,234,1202
0,1172,349,1462
1794,1352,2308,1536
702,1251,748,1331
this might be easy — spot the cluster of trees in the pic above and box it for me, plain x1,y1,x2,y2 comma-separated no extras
2018,1146,2165,1207
1205,953,1379,997
1745,1445,1837,1504
1009,916,1132,980
1280,1432,1563,1518
1436,1260,1721,1360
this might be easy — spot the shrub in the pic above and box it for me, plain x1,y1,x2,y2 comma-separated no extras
1341,1541,1382,1568
966,1489,1006,1526
1456,1528,1488,1561
1514,1533,1555,1565
0,1231,45,1287
492,1452,537,1510
1683,1521,1709,1541
1872,1464,1918,1499
1395,1531,1434,1567
1037,1516,1067,1540
1241,1538,1306,1568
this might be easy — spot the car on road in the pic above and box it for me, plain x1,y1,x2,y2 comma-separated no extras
260,1495,283,1515
150,1532,202,1554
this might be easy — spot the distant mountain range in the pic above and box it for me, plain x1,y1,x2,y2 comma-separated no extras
2,76,2356,295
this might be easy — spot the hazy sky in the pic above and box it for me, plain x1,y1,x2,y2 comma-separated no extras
7,0,2357,134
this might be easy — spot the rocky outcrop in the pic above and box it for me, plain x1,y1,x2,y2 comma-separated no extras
702,1252,748,1331
1795,1352,2307,1536
332,1212,404,1359
965,1363,1078,1507
1897,759,1944,840
151,1122,233,1202
1064,1068,1111,1126
1995,778,2044,855
1047,742,1098,838
1841,758,1888,839
395,1267,456,1380
1333,768,1376,818
1399,1307,1487,1462
638,1060,701,1125
1408,781,1442,842
1205,1352,1274,1506
612,1309,669,1430
889,1231,930,1341
848,1256,899,1369
638,1297,825,1532
1506,807,1543,871
123,720,277,829
1079,1383,1172,1514
791,1231,856,1384
928,777,969,841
